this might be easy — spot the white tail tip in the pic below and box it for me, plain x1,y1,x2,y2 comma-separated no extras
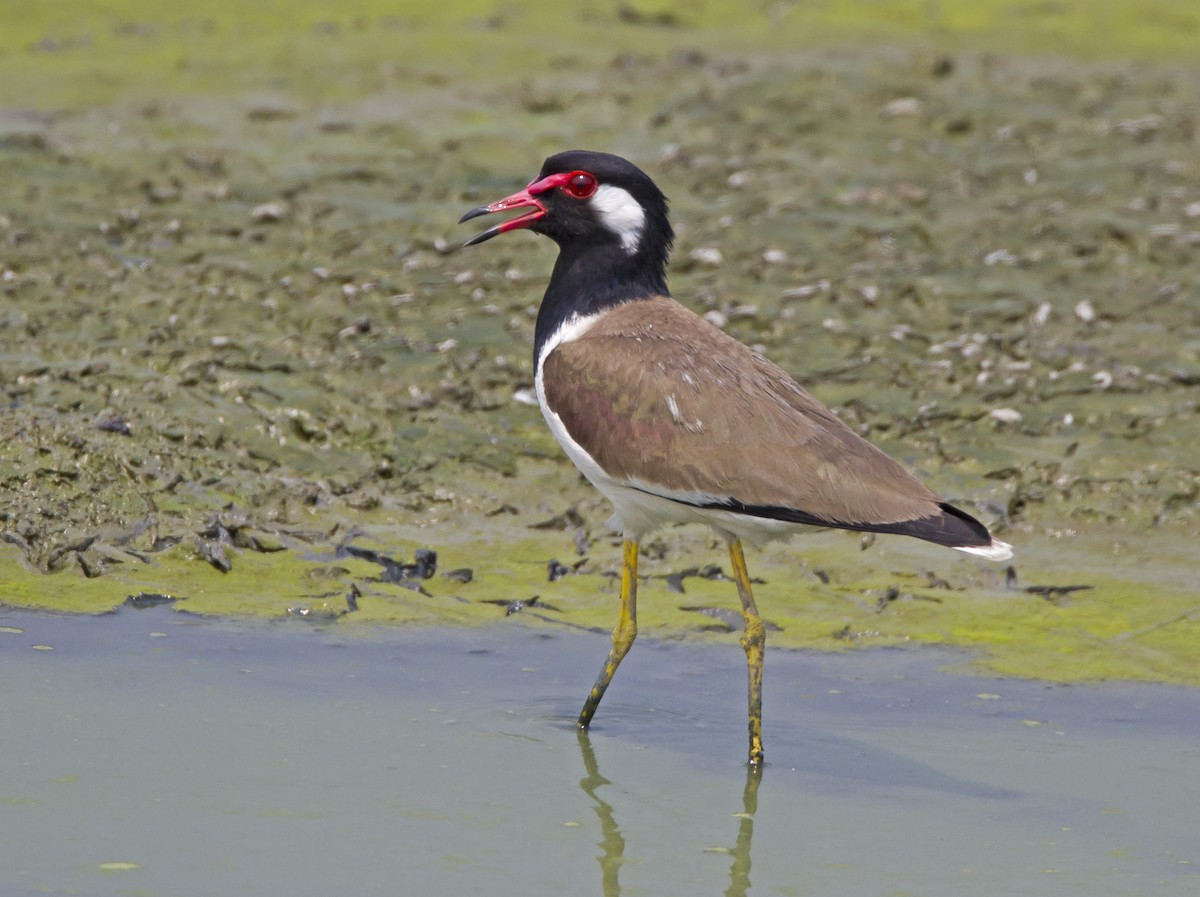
954,539,1013,562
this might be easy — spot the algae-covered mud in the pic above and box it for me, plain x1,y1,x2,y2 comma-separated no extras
1,3,1197,683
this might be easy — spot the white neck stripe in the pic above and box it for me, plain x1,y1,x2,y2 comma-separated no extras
591,184,645,255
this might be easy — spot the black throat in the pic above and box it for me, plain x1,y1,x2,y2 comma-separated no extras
533,236,670,362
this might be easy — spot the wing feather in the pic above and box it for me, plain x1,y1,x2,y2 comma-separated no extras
542,297,946,529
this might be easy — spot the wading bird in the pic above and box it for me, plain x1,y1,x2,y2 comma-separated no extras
460,150,1011,763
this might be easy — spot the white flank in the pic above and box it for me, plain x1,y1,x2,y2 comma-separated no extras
535,312,616,512
954,539,1014,562
591,184,645,254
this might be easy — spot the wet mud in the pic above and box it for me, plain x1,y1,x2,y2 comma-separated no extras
1,3,1198,684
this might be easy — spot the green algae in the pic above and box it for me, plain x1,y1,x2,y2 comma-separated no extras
3,2,1199,112
2,1,1198,687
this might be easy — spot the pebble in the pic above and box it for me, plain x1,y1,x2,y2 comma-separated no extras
1074,299,1096,323
781,280,829,299
702,309,728,329
690,246,723,267
990,408,1023,424
250,201,287,223
882,97,922,117
338,317,370,338
1115,114,1164,137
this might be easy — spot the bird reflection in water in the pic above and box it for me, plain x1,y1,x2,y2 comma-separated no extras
575,729,762,897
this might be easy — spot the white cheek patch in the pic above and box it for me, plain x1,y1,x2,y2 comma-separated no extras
591,184,645,254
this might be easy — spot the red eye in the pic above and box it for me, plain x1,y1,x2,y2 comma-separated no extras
563,171,597,199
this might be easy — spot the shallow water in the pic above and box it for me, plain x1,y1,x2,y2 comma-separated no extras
3,605,1196,896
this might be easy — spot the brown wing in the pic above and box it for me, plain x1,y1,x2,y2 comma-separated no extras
542,296,976,538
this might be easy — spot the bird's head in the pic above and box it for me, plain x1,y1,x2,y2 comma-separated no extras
459,150,672,261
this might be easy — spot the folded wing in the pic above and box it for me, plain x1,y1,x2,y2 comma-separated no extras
542,296,997,550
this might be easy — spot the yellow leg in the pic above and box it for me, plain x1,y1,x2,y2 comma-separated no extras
728,537,765,764
579,539,639,728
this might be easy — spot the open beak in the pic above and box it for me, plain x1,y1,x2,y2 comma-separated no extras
459,171,576,246
458,184,547,247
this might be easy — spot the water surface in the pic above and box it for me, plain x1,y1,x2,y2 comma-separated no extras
3,606,1196,896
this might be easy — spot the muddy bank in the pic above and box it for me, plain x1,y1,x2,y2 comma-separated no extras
1,5,1198,683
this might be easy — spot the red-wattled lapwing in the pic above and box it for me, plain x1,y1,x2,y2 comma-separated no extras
460,150,1012,763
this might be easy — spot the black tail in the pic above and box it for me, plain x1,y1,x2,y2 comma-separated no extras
694,497,996,550
894,501,995,549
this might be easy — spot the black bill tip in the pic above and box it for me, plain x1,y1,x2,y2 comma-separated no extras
458,206,491,225
462,225,502,247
